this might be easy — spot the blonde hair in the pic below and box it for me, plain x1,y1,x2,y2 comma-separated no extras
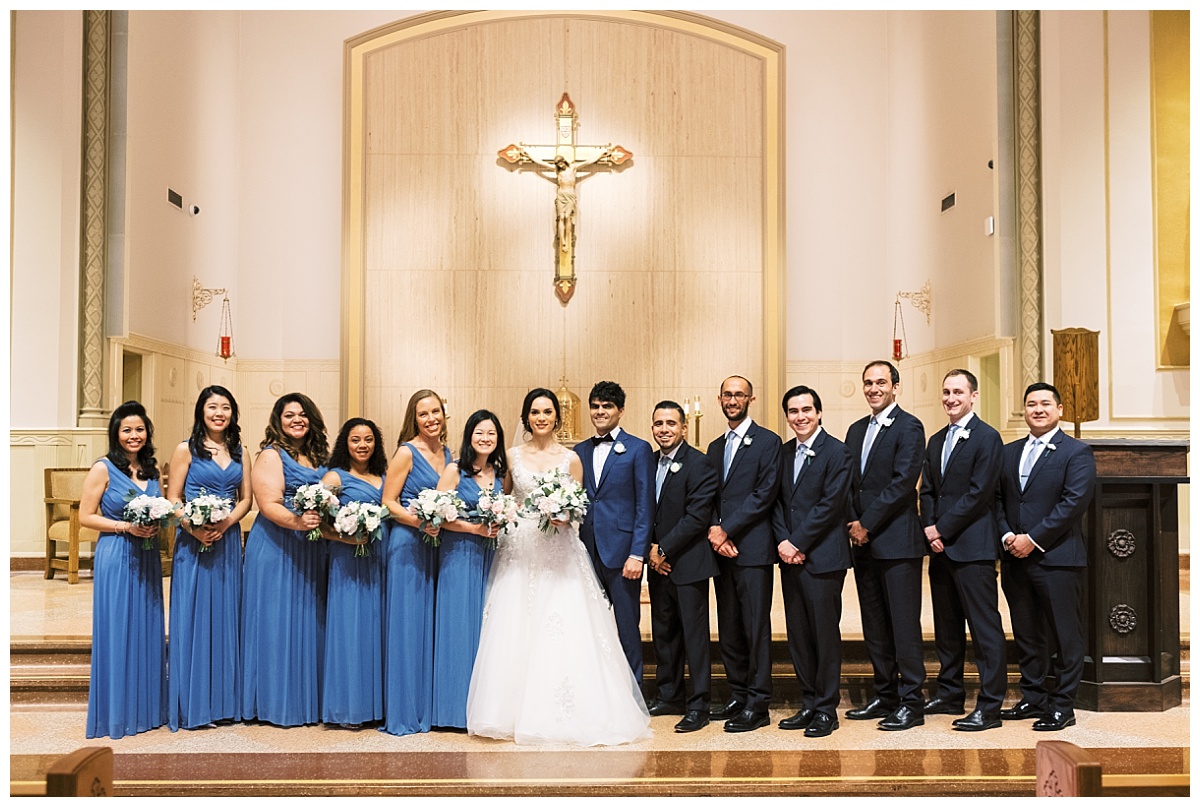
396,389,447,447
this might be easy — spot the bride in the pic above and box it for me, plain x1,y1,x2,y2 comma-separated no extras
466,388,651,746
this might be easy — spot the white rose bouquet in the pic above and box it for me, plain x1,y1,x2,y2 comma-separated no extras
179,488,235,552
522,469,589,533
291,483,339,541
332,500,390,557
122,493,175,550
408,488,466,547
471,490,521,549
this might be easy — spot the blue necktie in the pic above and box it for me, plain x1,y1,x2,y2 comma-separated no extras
723,431,738,477
860,417,879,473
793,445,806,484
941,423,959,474
1020,437,1042,490
655,455,671,501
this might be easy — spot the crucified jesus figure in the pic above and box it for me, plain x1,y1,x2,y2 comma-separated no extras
518,142,615,253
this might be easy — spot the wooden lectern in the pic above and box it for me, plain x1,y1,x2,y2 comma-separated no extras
1050,327,1186,711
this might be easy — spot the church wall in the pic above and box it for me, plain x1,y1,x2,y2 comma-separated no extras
11,10,84,429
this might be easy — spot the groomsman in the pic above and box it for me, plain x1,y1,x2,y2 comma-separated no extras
844,360,927,731
574,381,656,683
918,369,1007,731
646,401,720,733
706,375,781,733
997,382,1096,731
771,386,852,738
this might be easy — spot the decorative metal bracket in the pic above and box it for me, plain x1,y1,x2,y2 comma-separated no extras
192,276,227,321
899,280,933,326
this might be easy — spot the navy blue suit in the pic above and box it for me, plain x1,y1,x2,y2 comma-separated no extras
771,429,853,717
706,420,781,715
844,405,927,708
574,428,655,682
919,414,1006,714
996,429,1095,716
649,441,720,712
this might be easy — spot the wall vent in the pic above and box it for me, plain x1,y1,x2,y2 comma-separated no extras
167,188,183,209
940,192,956,213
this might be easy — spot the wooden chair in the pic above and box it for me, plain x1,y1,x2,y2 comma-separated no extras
45,746,113,796
44,468,100,584
1036,740,1102,796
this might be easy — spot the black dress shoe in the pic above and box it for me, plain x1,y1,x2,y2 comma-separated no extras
1032,710,1076,731
803,712,839,738
646,698,686,716
1000,701,1045,721
674,710,710,733
878,705,924,731
846,697,896,720
711,698,745,721
952,709,1003,732
924,696,966,715
724,709,770,733
778,708,815,730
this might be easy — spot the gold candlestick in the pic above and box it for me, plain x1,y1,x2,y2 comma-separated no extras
691,395,703,447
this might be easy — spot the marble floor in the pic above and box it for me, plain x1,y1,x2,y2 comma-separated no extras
9,567,1192,796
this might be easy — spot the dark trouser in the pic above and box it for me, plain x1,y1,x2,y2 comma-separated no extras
852,550,926,707
648,572,712,713
780,564,846,716
713,557,773,714
1001,559,1085,715
593,558,644,684
930,553,1008,714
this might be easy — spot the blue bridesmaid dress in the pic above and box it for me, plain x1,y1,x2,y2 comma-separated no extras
431,471,499,728
381,441,450,736
86,458,167,739
322,468,385,726
240,447,327,726
168,450,243,730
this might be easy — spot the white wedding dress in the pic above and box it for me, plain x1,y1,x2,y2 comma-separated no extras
466,447,651,746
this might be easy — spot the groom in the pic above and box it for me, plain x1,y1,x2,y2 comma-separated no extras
575,381,656,683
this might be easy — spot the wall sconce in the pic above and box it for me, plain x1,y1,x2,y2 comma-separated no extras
192,276,235,362
892,280,932,360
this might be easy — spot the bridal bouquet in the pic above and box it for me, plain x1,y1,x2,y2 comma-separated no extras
122,494,175,550
333,500,390,557
179,488,235,552
522,469,589,532
471,490,521,549
291,483,339,541
408,489,466,547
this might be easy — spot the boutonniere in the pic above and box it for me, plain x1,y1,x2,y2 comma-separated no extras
1044,442,1056,451
880,416,895,428
742,436,754,446
669,461,683,474
613,442,626,454
960,429,971,441
804,448,816,458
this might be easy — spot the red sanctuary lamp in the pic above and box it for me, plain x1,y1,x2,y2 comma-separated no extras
217,294,234,362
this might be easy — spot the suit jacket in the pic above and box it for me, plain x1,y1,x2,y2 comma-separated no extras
705,420,782,566
771,429,853,575
574,429,655,569
844,405,925,559
918,416,1003,563
995,430,1095,567
652,441,720,586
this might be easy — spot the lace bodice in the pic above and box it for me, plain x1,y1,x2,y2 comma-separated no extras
508,445,574,501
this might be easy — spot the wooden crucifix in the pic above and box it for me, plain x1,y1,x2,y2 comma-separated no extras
498,93,632,305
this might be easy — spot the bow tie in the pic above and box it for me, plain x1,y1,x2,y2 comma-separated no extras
591,434,614,446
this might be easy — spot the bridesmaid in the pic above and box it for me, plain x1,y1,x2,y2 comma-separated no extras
240,392,330,726
320,417,387,728
80,400,167,738
380,389,450,736
165,386,252,731
432,409,507,729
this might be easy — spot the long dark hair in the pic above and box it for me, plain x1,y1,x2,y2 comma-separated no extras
327,417,387,477
106,400,159,481
457,409,507,481
188,385,243,461
260,392,329,467
520,387,561,433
